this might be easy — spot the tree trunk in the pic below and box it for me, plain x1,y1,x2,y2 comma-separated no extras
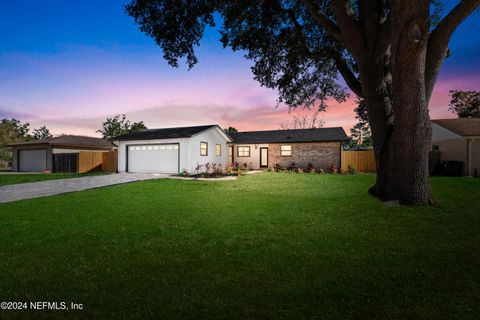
388,2,434,205
360,62,395,201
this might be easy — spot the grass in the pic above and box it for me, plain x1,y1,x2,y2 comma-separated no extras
0,173,478,319
0,172,109,186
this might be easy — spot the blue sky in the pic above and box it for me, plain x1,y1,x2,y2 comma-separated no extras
0,0,479,135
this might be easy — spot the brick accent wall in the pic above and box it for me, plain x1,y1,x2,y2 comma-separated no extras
268,142,342,170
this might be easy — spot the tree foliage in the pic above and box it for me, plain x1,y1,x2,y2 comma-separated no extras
224,126,238,134
33,126,53,140
448,90,480,118
0,119,33,167
98,114,147,140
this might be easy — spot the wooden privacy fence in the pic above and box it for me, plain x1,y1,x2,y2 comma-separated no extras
341,150,376,173
102,151,118,172
52,151,117,173
78,151,103,173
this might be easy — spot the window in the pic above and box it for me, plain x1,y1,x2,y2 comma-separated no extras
281,145,292,156
215,144,222,156
237,146,250,157
200,142,208,156
433,145,439,151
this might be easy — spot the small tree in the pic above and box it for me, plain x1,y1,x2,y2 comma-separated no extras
449,90,480,118
97,114,147,140
0,119,33,168
33,126,53,140
224,126,238,134
280,109,325,130
350,122,372,146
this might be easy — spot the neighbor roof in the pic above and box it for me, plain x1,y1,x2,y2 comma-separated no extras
113,124,221,141
432,118,480,137
8,135,115,148
229,127,348,144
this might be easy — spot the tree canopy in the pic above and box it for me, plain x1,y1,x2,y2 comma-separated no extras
33,126,53,140
449,90,480,118
97,114,147,140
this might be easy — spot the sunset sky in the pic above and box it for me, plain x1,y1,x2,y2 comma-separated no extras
1,1,479,136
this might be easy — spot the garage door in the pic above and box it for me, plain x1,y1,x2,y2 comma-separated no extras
19,149,47,172
127,144,179,173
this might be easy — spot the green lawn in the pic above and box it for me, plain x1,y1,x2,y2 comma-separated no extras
0,172,109,186
0,173,478,319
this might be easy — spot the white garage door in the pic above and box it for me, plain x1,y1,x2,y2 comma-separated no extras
127,144,179,173
19,149,47,172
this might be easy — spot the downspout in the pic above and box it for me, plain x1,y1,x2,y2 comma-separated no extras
467,138,474,177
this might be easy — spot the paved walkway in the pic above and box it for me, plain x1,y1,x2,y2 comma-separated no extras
0,173,167,203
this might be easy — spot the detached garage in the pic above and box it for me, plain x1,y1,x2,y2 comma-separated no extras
113,125,232,174
9,135,116,172
19,149,48,172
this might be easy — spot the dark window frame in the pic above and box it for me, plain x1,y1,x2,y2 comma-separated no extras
237,146,250,157
200,141,208,156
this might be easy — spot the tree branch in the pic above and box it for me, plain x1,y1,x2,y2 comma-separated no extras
331,0,365,58
302,0,343,43
310,49,363,97
425,0,480,102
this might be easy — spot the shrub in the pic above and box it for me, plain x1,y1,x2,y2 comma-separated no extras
347,165,357,174
194,163,203,174
328,163,338,174
287,162,298,172
305,162,315,173
318,168,325,174
273,163,283,172
181,169,189,177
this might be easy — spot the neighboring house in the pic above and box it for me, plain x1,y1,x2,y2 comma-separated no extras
228,127,348,170
113,125,232,174
9,135,116,172
432,118,480,176
113,125,348,174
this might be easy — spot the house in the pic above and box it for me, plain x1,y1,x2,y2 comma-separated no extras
432,118,480,176
228,127,348,170
113,125,348,173
9,135,116,172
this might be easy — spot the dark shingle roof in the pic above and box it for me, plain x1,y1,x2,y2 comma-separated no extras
432,118,480,137
229,127,348,143
113,125,219,141
8,135,115,148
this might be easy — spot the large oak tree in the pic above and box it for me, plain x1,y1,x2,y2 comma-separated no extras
126,0,479,205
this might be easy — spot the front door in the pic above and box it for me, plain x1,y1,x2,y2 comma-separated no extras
228,145,234,164
260,147,268,168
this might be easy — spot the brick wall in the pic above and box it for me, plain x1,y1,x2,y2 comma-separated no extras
268,142,342,170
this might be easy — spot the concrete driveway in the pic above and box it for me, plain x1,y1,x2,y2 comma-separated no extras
0,173,167,204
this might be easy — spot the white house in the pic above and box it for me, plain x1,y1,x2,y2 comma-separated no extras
432,118,480,176
113,125,232,174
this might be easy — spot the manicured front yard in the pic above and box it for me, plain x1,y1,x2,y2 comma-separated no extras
0,172,109,186
0,173,478,319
